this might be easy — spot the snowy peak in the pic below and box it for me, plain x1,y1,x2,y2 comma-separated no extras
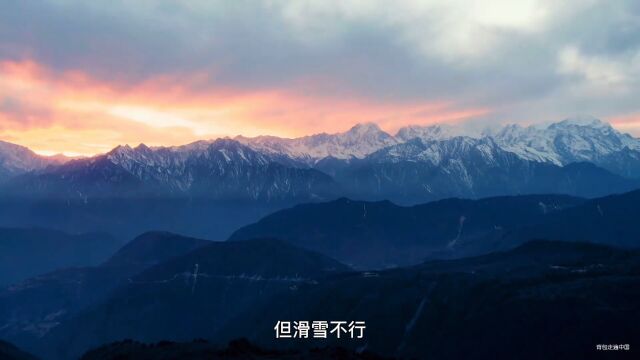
100,116,640,171
486,117,640,165
0,140,61,179
344,122,384,136
236,122,398,162
395,124,478,142
2,116,639,183
551,115,610,129
105,139,268,171
369,136,502,166
329,122,397,151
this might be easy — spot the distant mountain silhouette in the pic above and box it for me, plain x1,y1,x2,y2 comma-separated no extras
0,197,284,241
37,238,350,360
229,194,584,268
0,227,118,287
0,232,211,353
222,240,640,359
104,231,211,267
498,189,640,249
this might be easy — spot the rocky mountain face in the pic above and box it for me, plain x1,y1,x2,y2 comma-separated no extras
0,117,638,205
233,116,640,172
0,139,336,201
0,140,67,183
485,116,640,176
316,137,639,204
235,123,399,164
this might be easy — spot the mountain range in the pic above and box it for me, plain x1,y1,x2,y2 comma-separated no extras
0,116,639,204
0,232,211,350
222,240,640,359
229,194,583,268
230,188,640,268
6,234,638,359
6,235,348,360
3,187,640,359
0,141,68,183
2,116,639,359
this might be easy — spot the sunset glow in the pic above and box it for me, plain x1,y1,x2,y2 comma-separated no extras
0,60,489,155
1,1,639,155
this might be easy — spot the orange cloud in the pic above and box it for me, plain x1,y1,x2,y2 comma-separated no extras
611,113,640,137
0,59,490,155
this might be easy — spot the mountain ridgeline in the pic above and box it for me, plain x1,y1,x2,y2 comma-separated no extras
230,189,640,269
0,117,639,241
0,117,639,205
19,238,349,360
229,195,584,268
3,187,640,359
221,240,640,359
0,232,212,354
1,117,639,359
6,236,639,360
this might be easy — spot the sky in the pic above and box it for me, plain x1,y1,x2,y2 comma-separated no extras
1,0,639,156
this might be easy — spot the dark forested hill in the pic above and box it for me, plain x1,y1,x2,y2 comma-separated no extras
229,194,584,268
221,241,640,359
37,239,350,360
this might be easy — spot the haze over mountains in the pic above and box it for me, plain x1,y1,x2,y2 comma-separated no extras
0,141,69,183
0,116,638,242
2,167,640,358
230,188,640,269
4,225,639,359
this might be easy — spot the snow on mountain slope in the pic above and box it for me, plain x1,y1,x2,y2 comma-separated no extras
235,123,399,163
395,124,482,142
2,116,639,191
4,139,335,200
235,116,640,170
367,136,503,166
486,116,640,165
0,140,67,181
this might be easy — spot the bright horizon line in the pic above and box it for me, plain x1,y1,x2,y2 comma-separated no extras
23,116,636,158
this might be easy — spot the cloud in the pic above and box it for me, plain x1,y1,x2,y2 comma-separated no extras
1,0,640,152
558,45,639,94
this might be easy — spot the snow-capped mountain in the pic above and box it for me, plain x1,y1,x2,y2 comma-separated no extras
395,123,480,142
231,116,640,175
485,116,640,166
316,135,639,204
1,115,639,204
367,136,502,166
2,139,335,201
0,140,68,182
235,122,398,164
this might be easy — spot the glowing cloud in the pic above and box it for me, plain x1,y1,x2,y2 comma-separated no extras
0,60,488,155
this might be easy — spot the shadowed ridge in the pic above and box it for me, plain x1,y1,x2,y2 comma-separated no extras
104,231,211,267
